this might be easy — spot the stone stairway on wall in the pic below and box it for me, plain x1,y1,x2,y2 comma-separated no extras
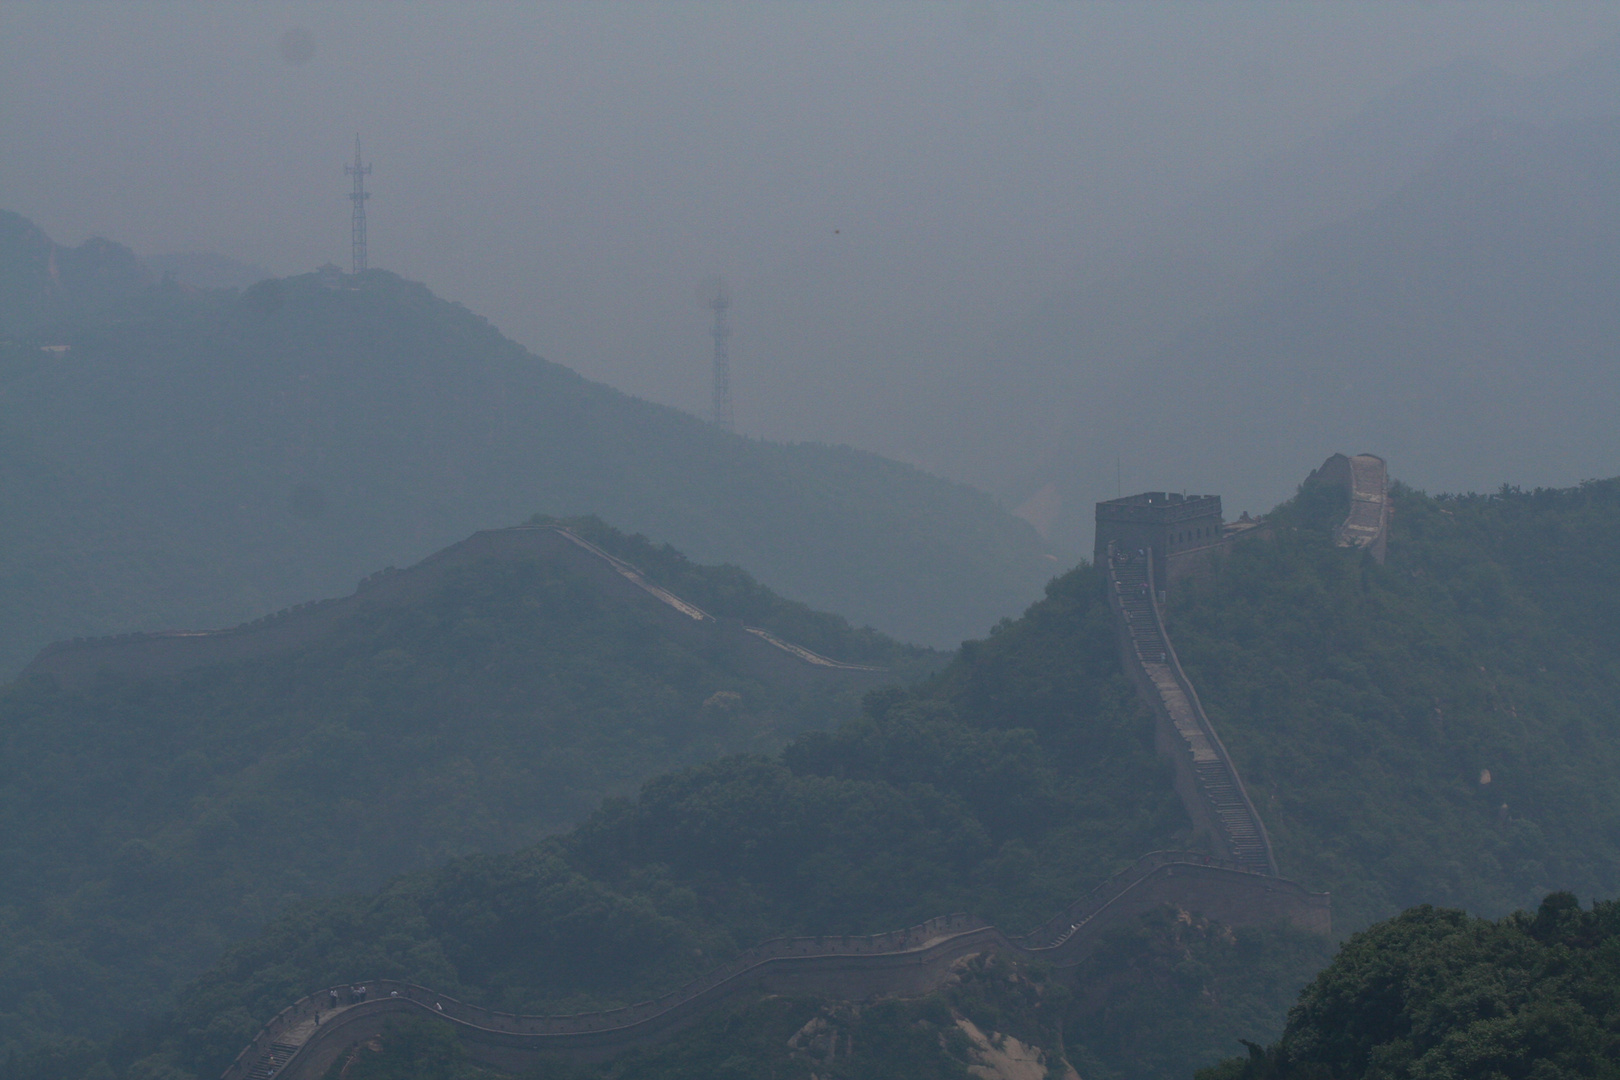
232,993,380,1080
1337,454,1390,562
1107,547,1274,875
244,1041,298,1080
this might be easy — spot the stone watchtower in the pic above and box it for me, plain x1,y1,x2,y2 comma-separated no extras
1094,492,1224,590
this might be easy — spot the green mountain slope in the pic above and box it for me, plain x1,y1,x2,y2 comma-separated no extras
94,472,1620,1080
0,210,1052,666
1169,479,1620,929
0,519,935,1064
1200,893,1620,1080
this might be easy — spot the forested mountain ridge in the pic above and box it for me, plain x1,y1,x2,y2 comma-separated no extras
1169,477,1620,929
947,111,1620,552
1200,893,1620,1080
0,209,1053,664
0,518,936,1069
83,471,1620,1080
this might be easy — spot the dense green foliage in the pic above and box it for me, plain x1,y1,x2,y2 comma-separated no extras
102,562,1331,1080
309,956,1074,1080
538,516,908,667
1065,909,1333,1080
1199,893,1620,1080
1171,478,1620,930
0,210,1051,666
0,525,933,1062
31,472,1620,1080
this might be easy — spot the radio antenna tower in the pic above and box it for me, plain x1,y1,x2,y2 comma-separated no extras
344,135,372,274
707,280,733,431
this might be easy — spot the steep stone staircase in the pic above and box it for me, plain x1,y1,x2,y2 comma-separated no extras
1107,547,1274,875
1336,454,1390,561
244,1041,299,1080
233,995,375,1080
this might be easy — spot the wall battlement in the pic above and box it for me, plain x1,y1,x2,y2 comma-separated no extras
1094,492,1226,589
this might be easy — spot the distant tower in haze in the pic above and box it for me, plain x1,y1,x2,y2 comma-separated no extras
345,136,372,274
708,280,733,431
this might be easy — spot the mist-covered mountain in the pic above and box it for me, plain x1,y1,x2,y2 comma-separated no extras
0,210,154,339
143,251,273,291
1132,117,1620,514
0,210,1054,665
0,517,933,1060
911,44,1620,552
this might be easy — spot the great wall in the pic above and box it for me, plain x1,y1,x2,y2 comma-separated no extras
224,853,1329,1080
24,525,885,688
46,455,1383,1080
1312,452,1392,561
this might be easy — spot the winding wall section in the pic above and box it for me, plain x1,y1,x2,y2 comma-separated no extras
25,526,885,688
217,463,1378,1078
1308,453,1391,562
223,852,1326,1080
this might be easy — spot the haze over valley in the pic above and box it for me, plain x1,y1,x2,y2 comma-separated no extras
5,6,1620,1080
8,5,1620,550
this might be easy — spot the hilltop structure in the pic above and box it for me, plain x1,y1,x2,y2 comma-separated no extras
1308,452,1391,562
1095,454,1391,871
1094,491,1267,596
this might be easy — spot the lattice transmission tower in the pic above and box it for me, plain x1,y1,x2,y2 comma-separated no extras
708,281,733,431
345,136,372,274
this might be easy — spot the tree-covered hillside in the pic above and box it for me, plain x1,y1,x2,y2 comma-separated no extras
1199,893,1620,1080
85,473,1620,1080
0,519,936,1067
1170,478,1620,930
0,209,1053,666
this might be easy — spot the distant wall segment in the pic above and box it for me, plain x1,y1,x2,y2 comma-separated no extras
1308,452,1391,562
23,527,886,690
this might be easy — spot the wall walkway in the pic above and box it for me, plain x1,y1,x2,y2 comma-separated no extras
1308,453,1391,562
1104,544,1276,875
25,527,885,689
218,473,1369,1078
223,851,1327,1080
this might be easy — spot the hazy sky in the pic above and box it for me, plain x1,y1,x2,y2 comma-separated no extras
5,2,1620,496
